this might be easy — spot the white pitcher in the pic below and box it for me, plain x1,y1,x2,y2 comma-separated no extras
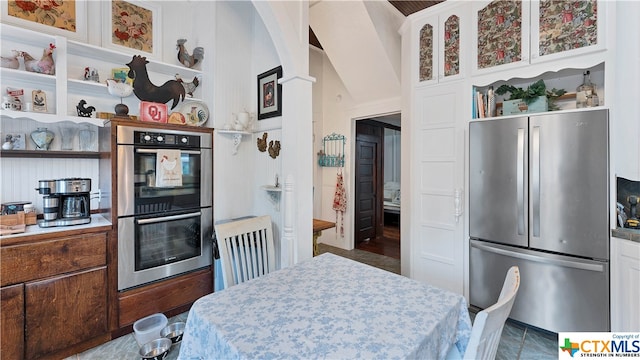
233,111,253,131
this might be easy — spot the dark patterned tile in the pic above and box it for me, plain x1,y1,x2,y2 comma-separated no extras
519,326,558,360
496,321,526,360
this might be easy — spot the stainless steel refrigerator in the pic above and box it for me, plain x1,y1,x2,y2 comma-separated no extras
469,109,610,333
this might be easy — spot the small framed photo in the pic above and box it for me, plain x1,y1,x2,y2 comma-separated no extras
32,90,47,113
102,0,161,60
0,0,87,42
257,66,282,120
111,67,133,86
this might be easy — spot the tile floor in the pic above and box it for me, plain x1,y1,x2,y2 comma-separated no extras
67,244,558,359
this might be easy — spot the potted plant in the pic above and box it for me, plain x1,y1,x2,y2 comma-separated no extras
496,79,566,114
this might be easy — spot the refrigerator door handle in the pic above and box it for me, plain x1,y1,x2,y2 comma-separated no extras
532,126,541,237
517,128,525,235
471,240,606,272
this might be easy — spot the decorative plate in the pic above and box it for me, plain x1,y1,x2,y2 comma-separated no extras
179,100,209,127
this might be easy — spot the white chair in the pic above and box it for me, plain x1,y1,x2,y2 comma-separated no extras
214,215,276,288
447,266,520,360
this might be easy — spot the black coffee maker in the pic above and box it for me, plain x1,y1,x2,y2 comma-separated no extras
625,195,639,229
36,178,91,228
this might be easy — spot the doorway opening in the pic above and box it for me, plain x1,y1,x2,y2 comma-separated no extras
354,115,400,260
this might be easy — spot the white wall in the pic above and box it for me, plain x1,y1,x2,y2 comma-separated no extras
212,0,256,222
312,43,402,250
311,46,324,218
314,50,356,249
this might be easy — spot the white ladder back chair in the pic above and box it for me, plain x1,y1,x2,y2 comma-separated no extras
214,215,276,288
448,266,520,360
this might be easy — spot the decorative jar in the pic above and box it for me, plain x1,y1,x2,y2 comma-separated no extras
30,127,54,150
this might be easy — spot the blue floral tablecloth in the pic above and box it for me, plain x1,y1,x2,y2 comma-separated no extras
178,253,471,360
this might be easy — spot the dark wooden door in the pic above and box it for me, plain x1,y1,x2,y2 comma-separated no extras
355,122,383,245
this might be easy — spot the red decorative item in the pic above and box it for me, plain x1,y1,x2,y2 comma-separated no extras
139,101,168,123
332,170,347,238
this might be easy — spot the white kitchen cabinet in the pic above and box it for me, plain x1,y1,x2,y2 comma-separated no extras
414,2,469,86
408,83,466,295
472,0,607,75
611,237,640,331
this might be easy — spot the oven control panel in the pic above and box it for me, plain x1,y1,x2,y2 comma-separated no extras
135,131,201,148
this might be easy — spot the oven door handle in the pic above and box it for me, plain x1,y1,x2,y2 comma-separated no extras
136,149,201,155
136,212,202,225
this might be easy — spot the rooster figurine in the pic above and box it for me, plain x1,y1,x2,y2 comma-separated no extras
268,140,281,159
22,43,56,75
176,39,204,68
175,74,200,97
76,100,96,118
257,132,268,152
1,50,20,69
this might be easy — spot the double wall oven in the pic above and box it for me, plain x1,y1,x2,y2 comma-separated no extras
116,125,212,291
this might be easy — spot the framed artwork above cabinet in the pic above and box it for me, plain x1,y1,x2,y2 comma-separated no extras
472,0,607,75
530,0,605,63
472,0,530,74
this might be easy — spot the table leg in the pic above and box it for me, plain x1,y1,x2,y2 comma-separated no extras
313,231,321,256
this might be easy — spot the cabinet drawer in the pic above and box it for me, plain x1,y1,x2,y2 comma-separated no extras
1,232,106,287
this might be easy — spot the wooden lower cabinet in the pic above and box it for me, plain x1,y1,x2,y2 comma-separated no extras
25,267,108,360
1,284,24,360
0,229,111,360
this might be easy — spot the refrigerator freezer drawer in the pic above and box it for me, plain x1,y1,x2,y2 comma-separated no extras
470,240,609,333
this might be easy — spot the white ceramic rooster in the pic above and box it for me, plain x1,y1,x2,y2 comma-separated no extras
1,50,20,69
106,79,134,115
106,79,134,99
22,43,56,75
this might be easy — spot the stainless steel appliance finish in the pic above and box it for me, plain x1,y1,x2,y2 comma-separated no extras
115,125,213,290
116,126,212,217
56,178,91,194
470,240,609,332
36,178,92,227
118,207,212,290
42,196,59,220
469,109,610,332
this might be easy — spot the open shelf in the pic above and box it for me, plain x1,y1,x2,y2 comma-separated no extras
0,150,101,158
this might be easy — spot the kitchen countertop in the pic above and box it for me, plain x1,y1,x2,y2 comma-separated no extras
0,214,112,241
611,227,640,243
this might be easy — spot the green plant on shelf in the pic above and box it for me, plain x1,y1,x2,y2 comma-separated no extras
495,79,566,111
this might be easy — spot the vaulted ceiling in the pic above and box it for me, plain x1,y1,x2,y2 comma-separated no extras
309,1,444,49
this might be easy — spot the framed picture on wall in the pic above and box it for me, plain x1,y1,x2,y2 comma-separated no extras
0,0,87,41
102,0,161,59
257,66,282,120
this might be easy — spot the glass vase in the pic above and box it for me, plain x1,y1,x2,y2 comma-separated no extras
30,127,54,151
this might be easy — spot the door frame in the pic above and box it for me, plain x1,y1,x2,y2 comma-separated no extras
352,116,401,253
